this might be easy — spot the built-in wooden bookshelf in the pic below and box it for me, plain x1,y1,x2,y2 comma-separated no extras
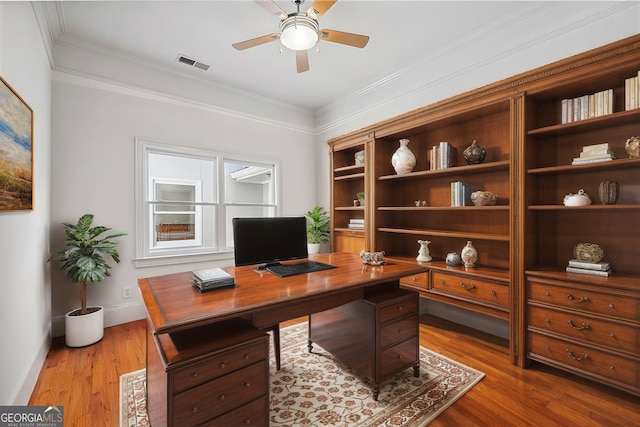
328,34,640,395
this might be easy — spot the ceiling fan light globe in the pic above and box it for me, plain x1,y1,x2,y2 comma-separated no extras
279,15,319,51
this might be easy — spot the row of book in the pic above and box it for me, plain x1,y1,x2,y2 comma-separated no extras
347,218,364,230
565,259,611,277
571,142,615,165
451,181,473,207
561,89,613,124
192,267,235,292
428,141,456,170
624,71,640,110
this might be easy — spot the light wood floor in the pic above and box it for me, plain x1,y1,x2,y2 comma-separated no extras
29,315,639,427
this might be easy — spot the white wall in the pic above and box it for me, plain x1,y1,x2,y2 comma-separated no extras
0,2,52,405
49,75,317,336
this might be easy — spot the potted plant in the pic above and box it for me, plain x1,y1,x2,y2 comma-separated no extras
305,206,330,254
53,214,126,347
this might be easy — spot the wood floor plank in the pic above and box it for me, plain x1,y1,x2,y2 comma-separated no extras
28,315,640,426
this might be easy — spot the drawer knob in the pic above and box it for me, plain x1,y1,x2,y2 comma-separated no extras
609,303,615,308
244,382,251,387
192,407,198,413
440,279,445,285
567,293,588,303
545,292,551,297
567,320,590,331
565,348,589,361
244,354,250,360
490,290,496,296
610,332,615,337
610,365,616,370
397,306,403,311
245,419,252,425
412,277,417,281
191,372,198,378
219,363,226,369
545,318,550,323
460,282,475,290
219,394,226,401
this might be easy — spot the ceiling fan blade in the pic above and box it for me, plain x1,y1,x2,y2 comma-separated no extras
232,33,280,51
296,50,310,73
319,29,369,48
307,0,337,19
255,0,288,20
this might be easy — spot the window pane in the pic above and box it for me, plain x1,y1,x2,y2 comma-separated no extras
224,161,274,204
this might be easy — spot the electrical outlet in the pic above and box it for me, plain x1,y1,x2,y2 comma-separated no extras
122,287,131,299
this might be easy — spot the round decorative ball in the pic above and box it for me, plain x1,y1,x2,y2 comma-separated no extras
463,140,486,164
625,136,640,158
573,243,604,263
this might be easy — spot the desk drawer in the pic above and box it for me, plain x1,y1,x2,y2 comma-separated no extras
380,315,417,348
528,305,639,355
172,362,267,426
379,294,418,324
400,273,428,289
378,336,418,379
432,271,509,309
172,339,268,393
199,395,268,427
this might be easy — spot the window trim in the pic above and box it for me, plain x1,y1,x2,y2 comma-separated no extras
134,137,281,268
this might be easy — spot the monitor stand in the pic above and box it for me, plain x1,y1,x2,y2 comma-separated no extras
253,261,281,273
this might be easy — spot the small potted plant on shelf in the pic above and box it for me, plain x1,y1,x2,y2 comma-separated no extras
305,206,330,254
53,214,126,347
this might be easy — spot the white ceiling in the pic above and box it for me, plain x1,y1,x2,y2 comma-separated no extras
46,1,635,112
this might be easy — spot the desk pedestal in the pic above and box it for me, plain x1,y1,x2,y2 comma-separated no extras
308,283,420,400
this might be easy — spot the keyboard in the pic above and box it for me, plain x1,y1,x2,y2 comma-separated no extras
267,261,336,277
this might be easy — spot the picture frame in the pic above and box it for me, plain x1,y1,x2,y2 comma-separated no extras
0,76,33,211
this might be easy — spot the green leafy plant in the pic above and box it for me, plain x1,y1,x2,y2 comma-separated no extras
53,214,127,315
305,206,330,244
357,192,365,205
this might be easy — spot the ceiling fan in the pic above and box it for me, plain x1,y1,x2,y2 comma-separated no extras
232,0,369,73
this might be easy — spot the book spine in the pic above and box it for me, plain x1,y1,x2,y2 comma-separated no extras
566,266,611,277
571,157,613,165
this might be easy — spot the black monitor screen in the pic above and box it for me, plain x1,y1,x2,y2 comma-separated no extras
232,216,308,267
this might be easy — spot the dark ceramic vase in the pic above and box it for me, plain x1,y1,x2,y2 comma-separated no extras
463,140,486,164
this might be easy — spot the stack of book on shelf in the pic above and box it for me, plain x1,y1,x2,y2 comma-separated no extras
192,267,235,292
561,89,613,123
428,141,456,170
566,259,611,277
450,181,473,207
572,142,615,165
347,218,365,230
624,71,640,110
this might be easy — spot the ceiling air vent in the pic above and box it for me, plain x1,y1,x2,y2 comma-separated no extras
177,54,210,71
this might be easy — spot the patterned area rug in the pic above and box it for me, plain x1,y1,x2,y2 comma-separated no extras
120,322,484,427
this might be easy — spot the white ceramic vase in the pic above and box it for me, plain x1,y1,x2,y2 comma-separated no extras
461,241,478,268
65,306,104,347
416,240,432,262
391,139,416,174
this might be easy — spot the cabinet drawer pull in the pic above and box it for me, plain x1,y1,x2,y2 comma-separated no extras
565,349,589,361
545,291,551,297
490,290,496,296
244,354,250,360
245,419,252,425
567,293,588,303
190,372,198,378
219,394,226,401
397,306,403,311
459,282,475,290
219,363,226,369
567,320,590,331
192,407,198,413
244,382,251,387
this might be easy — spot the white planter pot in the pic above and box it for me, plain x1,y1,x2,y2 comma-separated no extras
65,306,104,347
307,243,321,255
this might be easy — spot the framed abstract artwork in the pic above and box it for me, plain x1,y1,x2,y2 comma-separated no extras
0,76,33,211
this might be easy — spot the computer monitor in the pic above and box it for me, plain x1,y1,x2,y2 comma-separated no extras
232,216,308,268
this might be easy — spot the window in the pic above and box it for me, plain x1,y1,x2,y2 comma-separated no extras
135,138,280,267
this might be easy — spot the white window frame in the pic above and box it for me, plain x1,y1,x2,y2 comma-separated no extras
134,138,281,268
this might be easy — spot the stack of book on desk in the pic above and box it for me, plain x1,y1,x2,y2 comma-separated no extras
572,143,615,165
347,218,365,230
565,259,612,277
192,267,235,292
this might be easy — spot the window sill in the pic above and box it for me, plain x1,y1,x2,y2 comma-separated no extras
133,250,235,268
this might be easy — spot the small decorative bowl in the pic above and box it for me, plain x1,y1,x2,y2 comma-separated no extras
360,250,385,265
471,191,498,206
563,189,591,206
574,243,604,263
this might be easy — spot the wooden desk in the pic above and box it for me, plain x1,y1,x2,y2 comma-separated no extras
138,252,428,426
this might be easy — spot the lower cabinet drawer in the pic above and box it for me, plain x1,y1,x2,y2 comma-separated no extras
199,395,268,427
400,273,428,289
378,294,418,324
431,271,509,309
528,304,639,355
380,315,417,348
172,362,267,426
378,336,418,379
527,332,639,389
